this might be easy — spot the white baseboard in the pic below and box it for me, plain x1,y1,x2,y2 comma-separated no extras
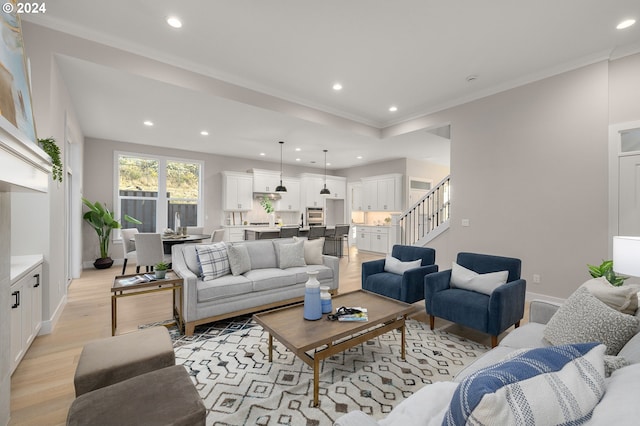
39,293,67,335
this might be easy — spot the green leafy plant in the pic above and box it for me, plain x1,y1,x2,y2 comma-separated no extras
38,137,63,182
155,261,170,271
260,196,274,214
82,197,141,259
587,260,628,287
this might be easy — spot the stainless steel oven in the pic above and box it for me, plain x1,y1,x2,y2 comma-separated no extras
306,207,324,226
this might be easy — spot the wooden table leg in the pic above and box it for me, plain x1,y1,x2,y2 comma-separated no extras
313,356,319,406
268,334,273,362
111,294,117,336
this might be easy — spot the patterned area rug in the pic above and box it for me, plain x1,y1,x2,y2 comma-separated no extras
173,319,488,426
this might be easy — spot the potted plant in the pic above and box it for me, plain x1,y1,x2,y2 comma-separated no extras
587,260,628,287
261,196,276,227
154,261,170,279
82,197,141,269
38,137,63,182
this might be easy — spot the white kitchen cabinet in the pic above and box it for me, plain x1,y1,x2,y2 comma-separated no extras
362,174,403,211
325,176,346,199
224,227,246,242
300,174,325,208
222,171,253,211
356,226,390,254
275,177,301,212
351,183,363,211
10,256,43,374
251,169,281,193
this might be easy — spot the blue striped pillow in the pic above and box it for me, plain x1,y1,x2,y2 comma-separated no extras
196,243,230,281
443,343,606,425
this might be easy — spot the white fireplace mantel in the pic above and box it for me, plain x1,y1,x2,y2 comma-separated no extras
0,117,51,193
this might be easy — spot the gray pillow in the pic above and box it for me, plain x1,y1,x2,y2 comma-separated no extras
227,244,251,276
277,240,306,269
544,287,639,355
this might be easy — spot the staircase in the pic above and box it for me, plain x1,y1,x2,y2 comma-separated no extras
399,175,450,246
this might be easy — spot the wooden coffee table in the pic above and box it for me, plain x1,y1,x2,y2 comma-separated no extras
253,290,415,406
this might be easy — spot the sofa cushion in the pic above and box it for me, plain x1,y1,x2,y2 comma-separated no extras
197,274,253,302
498,322,551,350
245,268,297,292
384,255,421,275
582,277,639,315
590,363,640,424
443,343,606,426
227,244,251,276
294,236,325,265
195,243,230,281
276,240,306,269
617,331,640,364
181,244,202,277
290,264,334,284
450,262,508,295
243,240,277,269
544,287,639,355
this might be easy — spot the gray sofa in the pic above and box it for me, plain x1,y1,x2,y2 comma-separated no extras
335,298,640,425
172,238,339,335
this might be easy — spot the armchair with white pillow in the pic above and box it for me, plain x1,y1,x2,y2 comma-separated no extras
424,252,526,347
361,245,438,303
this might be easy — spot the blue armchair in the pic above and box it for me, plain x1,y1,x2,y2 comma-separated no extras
362,245,438,303
424,252,526,347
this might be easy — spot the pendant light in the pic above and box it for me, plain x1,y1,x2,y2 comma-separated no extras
275,141,287,192
320,149,331,195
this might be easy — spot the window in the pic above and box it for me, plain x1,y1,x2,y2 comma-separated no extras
116,153,203,235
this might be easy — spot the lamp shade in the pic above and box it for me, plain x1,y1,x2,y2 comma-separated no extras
613,236,640,277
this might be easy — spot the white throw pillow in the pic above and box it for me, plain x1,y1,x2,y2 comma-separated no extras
384,255,422,275
581,277,639,315
450,262,509,295
293,236,324,265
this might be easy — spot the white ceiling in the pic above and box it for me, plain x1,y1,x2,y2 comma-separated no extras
23,0,640,170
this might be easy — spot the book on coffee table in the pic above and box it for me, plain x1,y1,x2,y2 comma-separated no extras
118,274,158,286
338,307,368,322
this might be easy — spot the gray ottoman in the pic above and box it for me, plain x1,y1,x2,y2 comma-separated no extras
67,365,206,426
74,326,175,396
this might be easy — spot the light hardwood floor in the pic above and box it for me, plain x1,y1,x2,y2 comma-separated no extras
9,247,526,425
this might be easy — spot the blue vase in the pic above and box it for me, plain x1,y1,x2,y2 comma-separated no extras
303,271,322,320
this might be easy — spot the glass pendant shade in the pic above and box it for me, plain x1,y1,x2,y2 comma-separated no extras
276,141,287,192
320,149,330,195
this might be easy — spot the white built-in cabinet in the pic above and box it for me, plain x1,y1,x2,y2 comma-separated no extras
222,171,253,211
356,226,390,253
10,255,43,374
325,176,347,199
275,177,301,212
251,169,281,193
300,174,325,208
351,183,363,211
361,174,403,211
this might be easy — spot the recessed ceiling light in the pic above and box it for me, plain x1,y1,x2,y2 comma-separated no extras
295,158,301,161
617,19,636,29
332,83,343,91
326,163,331,166
167,16,182,28
389,106,398,112
200,130,209,136
295,147,301,151
143,120,154,126
259,152,266,156
356,156,363,160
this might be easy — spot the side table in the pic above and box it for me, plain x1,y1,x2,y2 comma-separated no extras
111,270,183,336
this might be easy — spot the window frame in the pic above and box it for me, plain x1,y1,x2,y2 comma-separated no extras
113,150,204,241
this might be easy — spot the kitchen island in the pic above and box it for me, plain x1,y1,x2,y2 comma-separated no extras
243,226,336,240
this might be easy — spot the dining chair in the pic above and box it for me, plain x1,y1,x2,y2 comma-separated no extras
211,229,225,243
279,226,299,238
307,226,326,240
186,226,203,235
134,233,172,273
329,224,350,260
120,228,139,275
